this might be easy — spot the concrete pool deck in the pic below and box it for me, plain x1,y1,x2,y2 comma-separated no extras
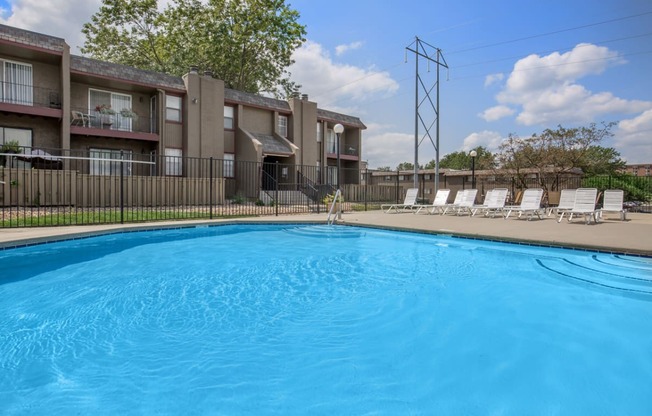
0,210,651,256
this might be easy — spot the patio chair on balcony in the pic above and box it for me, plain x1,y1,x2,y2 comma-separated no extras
71,111,89,127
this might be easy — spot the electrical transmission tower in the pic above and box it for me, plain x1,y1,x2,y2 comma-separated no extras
405,36,448,192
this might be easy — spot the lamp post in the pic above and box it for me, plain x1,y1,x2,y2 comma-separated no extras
469,149,477,189
334,123,344,190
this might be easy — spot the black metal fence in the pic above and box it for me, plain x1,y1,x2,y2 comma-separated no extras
1,147,650,227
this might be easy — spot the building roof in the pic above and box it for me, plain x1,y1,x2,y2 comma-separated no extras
318,108,366,129
71,55,186,92
0,23,66,53
250,132,295,156
225,89,291,113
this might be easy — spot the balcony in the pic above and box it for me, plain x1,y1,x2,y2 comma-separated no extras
70,107,159,142
0,81,62,118
326,145,359,161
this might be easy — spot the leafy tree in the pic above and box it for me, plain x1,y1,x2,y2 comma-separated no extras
82,0,307,96
424,146,495,170
496,122,619,190
375,166,392,172
396,162,415,171
579,146,625,176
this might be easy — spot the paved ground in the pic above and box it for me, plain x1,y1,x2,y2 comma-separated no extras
0,210,651,256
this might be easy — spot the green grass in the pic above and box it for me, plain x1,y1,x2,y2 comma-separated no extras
0,210,256,228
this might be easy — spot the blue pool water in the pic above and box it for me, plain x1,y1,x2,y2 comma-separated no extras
1,224,651,415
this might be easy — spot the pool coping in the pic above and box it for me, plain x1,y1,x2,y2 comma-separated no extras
1,214,651,257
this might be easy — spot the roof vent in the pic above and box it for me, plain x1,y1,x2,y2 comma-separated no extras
189,65,199,74
301,94,309,101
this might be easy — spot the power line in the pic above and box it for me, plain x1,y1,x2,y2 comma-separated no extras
447,11,652,55
452,32,652,70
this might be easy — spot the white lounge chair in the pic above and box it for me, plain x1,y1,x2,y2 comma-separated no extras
561,188,599,224
441,190,465,215
414,188,450,214
452,189,479,216
471,188,508,217
504,188,544,220
549,189,576,220
381,188,419,213
599,189,627,221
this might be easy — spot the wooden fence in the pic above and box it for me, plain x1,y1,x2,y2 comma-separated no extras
1,168,225,208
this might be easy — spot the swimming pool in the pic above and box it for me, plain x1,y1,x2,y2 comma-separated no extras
1,224,651,414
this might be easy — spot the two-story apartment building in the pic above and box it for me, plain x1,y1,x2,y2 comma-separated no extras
0,24,365,197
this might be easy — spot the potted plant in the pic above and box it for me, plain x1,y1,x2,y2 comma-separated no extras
0,140,21,167
119,108,139,120
95,104,116,127
323,192,344,212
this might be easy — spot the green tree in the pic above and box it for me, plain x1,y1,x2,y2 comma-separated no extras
425,146,495,170
82,0,307,96
396,162,415,171
375,166,391,172
579,145,625,176
497,122,619,190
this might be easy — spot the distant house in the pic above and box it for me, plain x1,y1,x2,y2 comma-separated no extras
368,167,583,203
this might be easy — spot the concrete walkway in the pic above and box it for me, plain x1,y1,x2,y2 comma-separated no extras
1,210,651,256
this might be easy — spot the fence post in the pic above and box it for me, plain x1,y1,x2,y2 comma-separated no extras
275,161,279,216
120,150,124,224
364,169,368,211
209,157,214,220
395,168,400,203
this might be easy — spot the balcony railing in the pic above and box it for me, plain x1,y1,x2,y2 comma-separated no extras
0,81,61,109
71,107,156,135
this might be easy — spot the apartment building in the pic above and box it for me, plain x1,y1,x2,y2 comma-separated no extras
622,164,651,177
0,24,365,190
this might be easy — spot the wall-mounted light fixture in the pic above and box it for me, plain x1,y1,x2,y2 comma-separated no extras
192,98,199,104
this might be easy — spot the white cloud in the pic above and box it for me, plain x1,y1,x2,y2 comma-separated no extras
484,73,504,87
479,105,515,122
0,0,102,53
289,40,399,108
461,131,505,152
615,109,652,163
362,123,414,169
485,43,652,126
335,41,363,56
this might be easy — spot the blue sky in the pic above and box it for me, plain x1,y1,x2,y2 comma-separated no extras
2,0,651,167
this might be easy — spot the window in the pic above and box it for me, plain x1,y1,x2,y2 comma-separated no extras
316,122,322,142
166,95,182,122
278,115,288,137
89,89,133,131
424,174,431,180
223,153,234,178
2,60,33,105
0,126,32,148
165,148,183,176
0,127,32,168
89,148,132,176
326,129,336,153
224,106,234,129
398,175,405,181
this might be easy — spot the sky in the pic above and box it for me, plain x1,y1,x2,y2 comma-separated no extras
1,0,651,168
